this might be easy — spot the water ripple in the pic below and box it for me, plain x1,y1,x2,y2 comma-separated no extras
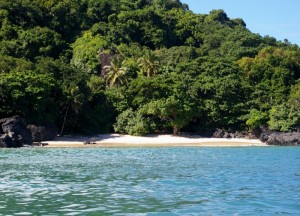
0,147,299,215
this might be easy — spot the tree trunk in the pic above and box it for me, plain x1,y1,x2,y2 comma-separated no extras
60,103,70,136
173,126,179,136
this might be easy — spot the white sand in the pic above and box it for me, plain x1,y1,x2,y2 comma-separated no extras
41,134,268,147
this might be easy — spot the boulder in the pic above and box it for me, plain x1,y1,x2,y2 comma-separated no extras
27,124,57,142
212,129,226,138
250,127,262,139
0,115,32,147
0,135,7,148
99,47,118,77
212,129,237,138
234,131,249,138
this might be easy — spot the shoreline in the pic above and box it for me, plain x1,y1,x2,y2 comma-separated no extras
39,134,269,148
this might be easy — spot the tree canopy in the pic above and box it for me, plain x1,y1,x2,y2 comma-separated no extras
0,0,299,135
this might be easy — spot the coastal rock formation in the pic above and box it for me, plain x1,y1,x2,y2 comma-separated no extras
27,124,57,142
0,137,7,147
0,115,32,147
211,129,260,139
260,131,300,146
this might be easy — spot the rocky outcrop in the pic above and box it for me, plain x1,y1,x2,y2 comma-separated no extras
0,115,32,147
27,124,57,142
210,128,300,145
260,131,300,146
211,128,261,139
0,137,7,147
99,47,117,77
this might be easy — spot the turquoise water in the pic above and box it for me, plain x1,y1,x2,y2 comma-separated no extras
0,147,299,215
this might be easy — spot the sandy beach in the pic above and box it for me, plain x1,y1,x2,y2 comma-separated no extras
40,134,268,147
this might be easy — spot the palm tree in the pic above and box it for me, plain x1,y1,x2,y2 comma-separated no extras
104,56,127,88
60,85,85,136
138,50,160,78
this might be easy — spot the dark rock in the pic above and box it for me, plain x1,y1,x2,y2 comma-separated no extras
259,132,270,143
250,127,262,139
212,129,236,138
200,127,300,144
234,131,248,138
212,129,225,138
27,124,57,142
196,129,214,138
223,131,234,139
0,115,32,147
211,129,262,139
83,140,90,145
0,134,7,148
260,131,300,146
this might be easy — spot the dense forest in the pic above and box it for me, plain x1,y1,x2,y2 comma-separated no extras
0,0,299,136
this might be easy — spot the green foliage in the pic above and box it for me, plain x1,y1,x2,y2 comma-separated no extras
140,96,194,135
246,109,269,130
138,49,160,77
104,56,128,88
239,46,300,130
17,26,65,60
71,32,109,74
0,0,299,135
0,70,59,123
114,109,153,136
287,82,300,129
288,82,300,111
0,55,33,73
268,105,296,132
204,10,230,24
192,57,248,128
60,84,85,135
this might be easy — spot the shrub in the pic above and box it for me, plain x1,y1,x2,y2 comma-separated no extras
114,109,153,136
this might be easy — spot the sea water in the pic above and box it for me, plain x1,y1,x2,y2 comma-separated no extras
0,147,299,215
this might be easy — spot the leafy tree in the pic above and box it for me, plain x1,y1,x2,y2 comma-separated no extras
42,0,86,42
0,0,299,136
114,108,153,136
85,0,114,24
71,32,109,74
140,96,194,135
0,55,33,73
79,75,114,134
268,105,295,132
192,57,248,129
110,7,167,48
287,82,300,129
288,82,300,112
0,70,59,123
17,26,65,60
204,10,230,24
245,109,269,130
0,0,47,28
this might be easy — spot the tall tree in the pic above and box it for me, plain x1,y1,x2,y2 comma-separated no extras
138,50,159,78
60,85,85,135
104,56,127,88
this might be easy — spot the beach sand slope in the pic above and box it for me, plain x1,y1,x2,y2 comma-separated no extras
42,134,268,147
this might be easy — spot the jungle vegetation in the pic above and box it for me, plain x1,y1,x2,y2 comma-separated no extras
0,0,299,135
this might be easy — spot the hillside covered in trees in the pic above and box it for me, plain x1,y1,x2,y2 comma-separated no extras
0,0,299,136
